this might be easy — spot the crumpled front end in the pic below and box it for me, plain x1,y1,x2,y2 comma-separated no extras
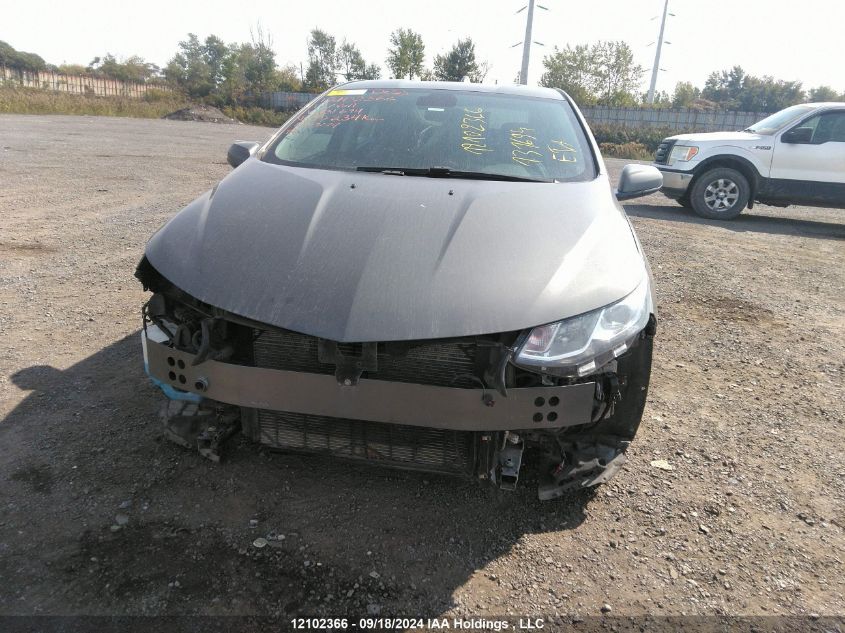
136,258,655,498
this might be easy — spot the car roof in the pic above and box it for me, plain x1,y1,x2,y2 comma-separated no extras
334,80,567,101
804,102,845,109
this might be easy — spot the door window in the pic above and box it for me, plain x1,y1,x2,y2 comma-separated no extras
791,111,845,144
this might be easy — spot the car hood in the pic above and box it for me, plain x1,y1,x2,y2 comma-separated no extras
144,159,647,342
669,131,762,143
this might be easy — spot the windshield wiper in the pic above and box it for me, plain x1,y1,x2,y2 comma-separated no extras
356,166,552,183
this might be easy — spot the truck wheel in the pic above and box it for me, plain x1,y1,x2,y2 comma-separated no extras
690,168,749,220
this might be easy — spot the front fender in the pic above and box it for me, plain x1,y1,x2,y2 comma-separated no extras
689,149,767,206
696,145,766,175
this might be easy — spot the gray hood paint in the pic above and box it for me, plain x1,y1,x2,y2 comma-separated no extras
145,159,647,342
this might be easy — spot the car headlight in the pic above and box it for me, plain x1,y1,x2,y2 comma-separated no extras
514,277,653,377
669,145,699,163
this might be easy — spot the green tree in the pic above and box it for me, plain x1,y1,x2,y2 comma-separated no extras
433,38,486,82
591,41,643,105
701,65,746,108
338,41,365,81
672,81,701,108
217,45,243,103
203,35,229,86
808,85,841,102
165,33,214,97
218,44,282,104
538,44,595,104
648,90,672,107
89,54,160,82
737,76,804,112
337,41,381,81
163,30,301,105
702,66,806,112
242,26,279,95
276,64,303,91
539,41,642,106
0,40,46,72
304,28,338,90
362,63,381,80
386,28,425,80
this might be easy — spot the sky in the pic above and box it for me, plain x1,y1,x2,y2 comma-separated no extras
3,0,844,95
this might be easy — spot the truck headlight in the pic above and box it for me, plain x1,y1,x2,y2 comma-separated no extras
669,145,699,163
514,277,653,377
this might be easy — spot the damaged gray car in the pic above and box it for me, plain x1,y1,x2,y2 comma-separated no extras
136,81,661,499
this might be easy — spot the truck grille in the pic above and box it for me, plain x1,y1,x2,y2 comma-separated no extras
252,328,479,387
257,410,476,475
654,139,676,164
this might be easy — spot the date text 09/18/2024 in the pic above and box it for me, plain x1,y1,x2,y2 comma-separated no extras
290,617,546,630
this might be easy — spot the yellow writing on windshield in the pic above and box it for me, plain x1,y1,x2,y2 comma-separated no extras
548,139,578,163
510,127,543,167
460,107,493,155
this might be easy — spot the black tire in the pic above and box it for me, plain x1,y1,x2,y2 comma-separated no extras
689,167,750,220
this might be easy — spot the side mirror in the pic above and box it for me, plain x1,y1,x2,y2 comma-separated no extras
227,141,260,168
616,164,663,201
782,127,813,144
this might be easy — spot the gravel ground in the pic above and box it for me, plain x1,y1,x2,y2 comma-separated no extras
0,115,843,628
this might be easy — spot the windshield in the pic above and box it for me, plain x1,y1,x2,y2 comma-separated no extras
262,87,595,182
746,105,816,135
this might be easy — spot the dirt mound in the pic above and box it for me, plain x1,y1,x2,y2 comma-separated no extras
163,104,238,124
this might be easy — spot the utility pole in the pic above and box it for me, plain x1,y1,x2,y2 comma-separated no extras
647,0,670,103
515,0,548,85
519,0,535,85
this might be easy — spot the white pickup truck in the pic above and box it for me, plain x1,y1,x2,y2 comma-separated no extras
653,102,845,219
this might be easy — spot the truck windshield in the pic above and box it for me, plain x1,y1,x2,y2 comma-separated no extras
262,87,595,182
745,105,815,135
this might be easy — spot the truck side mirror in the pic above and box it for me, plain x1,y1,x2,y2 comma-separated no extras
616,164,663,201
227,141,261,168
782,127,813,144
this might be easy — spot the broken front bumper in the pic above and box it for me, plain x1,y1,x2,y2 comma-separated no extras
142,328,596,432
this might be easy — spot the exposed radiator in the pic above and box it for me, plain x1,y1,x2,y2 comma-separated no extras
257,410,477,475
251,328,488,475
253,328,479,387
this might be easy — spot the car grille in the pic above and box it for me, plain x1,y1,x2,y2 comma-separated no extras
257,410,476,475
252,328,479,387
653,139,676,164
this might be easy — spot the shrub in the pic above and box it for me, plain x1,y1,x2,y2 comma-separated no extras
222,105,292,128
142,88,172,103
590,123,676,152
599,142,653,161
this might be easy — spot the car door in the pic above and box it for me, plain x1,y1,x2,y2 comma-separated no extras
769,109,845,207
